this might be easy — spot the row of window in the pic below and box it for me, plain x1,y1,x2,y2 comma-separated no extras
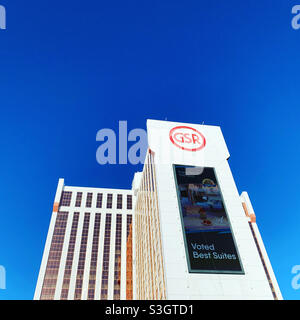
60,192,133,210
113,214,122,300
126,215,133,300
61,212,79,299
87,213,101,300
135,151,166,300
101,214,112,300
74,213,90,300
41,211,132,300
40,211,69,300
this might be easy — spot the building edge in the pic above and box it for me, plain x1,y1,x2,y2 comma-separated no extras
240,191,283,300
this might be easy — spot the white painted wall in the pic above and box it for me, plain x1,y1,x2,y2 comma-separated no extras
146,119,282,300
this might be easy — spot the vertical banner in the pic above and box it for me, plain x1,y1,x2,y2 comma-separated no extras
173,165,244,274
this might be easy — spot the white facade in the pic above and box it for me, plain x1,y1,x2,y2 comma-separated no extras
34,180,133,300
35,119,282,300
134,119,282,299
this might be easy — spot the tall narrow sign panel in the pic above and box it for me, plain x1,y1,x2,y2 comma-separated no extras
173,165,244,274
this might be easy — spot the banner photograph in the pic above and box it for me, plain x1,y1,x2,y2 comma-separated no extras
173,165,244,274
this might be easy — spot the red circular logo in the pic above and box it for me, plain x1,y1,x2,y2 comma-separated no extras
169,126,206,152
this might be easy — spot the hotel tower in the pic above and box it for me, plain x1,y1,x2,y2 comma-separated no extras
34,119,282,300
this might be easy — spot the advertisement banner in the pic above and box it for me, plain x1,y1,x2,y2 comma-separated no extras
173,165,244,274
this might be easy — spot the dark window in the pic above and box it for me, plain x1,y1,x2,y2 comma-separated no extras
126,215,133,299
127,195,132,210
113,214,122,299
86,193,93,208
60,191,72,207
87,213,101,300
101,214,112,300
40,212,68,300
117,194,122,209
60,212,79,299
96,193,103,208
106,194,113,209
75,192,83,207
74,213,90,300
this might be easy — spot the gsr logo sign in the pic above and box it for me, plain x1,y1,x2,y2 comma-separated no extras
169,126,206,152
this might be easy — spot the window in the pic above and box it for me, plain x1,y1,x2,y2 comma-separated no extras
60,212,79,299
75,192,83,207
74,213,90,300
40,212,68,300
127,195,132,210
87,213,101,300
86,193,93,208
101,214,112,300
96,193,103,208
113,214,122,299
117,194,122,209
126,215,133,300
106,194,113,209
60,191,72,207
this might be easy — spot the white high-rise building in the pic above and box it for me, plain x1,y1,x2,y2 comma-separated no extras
133,120,282,300
34,180,133,300
34,119,282,300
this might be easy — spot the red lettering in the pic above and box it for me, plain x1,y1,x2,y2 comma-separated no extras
169,126,206,152
192,134,200,144
174,133,184,143
183,133,192,143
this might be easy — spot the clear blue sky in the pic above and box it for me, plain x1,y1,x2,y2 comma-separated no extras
0,0,300,300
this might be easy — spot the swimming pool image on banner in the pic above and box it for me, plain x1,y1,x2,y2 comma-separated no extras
173,165,244,274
